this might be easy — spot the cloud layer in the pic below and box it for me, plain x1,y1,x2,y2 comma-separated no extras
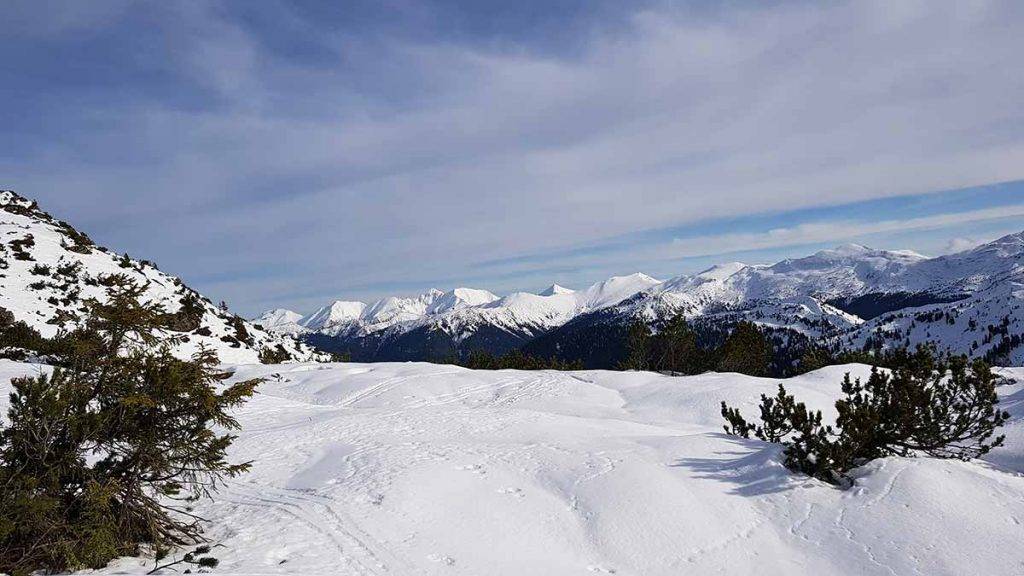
3,1,1024,314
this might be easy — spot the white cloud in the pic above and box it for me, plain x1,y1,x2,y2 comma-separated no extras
667,205,1024,260
943,237,986,254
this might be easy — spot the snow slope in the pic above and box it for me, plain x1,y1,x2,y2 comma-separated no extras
3,359,1019,575
0,191,323,364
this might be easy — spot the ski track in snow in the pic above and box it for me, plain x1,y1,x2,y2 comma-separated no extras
2,360,1023,575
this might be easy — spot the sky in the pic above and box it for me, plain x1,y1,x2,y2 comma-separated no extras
3,0,1024,316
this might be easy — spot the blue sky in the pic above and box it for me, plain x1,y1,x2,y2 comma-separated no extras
3,1,1024,316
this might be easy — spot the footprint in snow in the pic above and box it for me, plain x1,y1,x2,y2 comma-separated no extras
455,464,486,475
587,565,616,573
497,487,524,497
427,553,456,566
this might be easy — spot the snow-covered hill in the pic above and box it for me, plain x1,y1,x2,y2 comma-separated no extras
0,191,323,364
264,233,1024,365
4,359,1020,575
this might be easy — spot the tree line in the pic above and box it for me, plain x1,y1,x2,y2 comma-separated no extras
619,317,773,376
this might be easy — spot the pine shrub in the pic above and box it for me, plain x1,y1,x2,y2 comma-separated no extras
0,277,259,575
721,346,1009,485
259,344,293,364
162,291,206,333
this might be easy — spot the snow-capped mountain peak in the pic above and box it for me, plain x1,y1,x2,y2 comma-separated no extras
257,308,303,326
696,262,748,281
970,231,1024,258
578,273,661,309
300,300,367,332
426,287,500,314
830,243,871,255
539,284,575,296
362,290,446,328
253,308,307,336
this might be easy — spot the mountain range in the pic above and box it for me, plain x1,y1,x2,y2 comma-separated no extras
3,188,1020,369
258,235,1024,367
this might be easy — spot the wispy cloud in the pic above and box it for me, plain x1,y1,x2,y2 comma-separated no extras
944,237,986,254
2,1,1024,313
667,204,1024,261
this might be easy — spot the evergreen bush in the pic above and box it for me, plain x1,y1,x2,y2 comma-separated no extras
0,277,259,575
720,346,1009,485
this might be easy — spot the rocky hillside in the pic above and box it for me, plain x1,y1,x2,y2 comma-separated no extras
0,191,323,364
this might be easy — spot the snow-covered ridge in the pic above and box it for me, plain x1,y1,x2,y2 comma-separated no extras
263,273,661,340
0,190,324,364
263,231,1024,364
619,232,1024,362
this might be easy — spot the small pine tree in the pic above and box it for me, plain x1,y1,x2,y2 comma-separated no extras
330,350,352,362
720,384,800,443
164,291,206,332
0,276,260,575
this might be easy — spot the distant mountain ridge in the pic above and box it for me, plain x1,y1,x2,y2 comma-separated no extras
265,233,1024,366
1,190,324,364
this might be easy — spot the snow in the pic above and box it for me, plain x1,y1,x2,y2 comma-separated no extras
695,261,748,281
4,359,1020,575
362,290,446,328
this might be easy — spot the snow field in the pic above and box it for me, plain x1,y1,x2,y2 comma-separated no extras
1,360,1023,575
